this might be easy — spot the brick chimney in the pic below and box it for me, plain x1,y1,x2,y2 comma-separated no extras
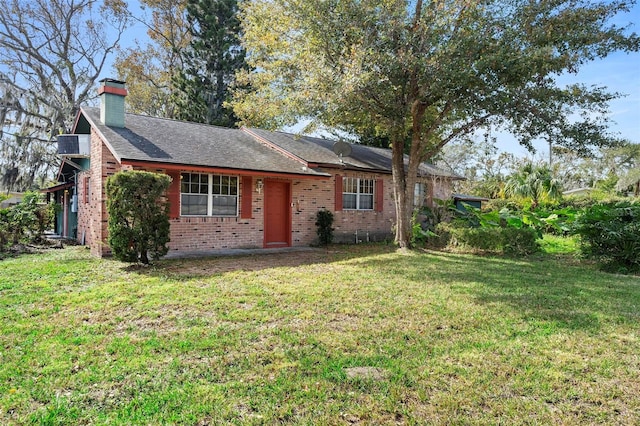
98,78,127,127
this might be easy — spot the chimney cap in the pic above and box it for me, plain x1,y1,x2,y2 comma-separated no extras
99,78,126,85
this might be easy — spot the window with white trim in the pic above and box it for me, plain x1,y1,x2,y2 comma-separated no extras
180,172,238,216
343,177,374,210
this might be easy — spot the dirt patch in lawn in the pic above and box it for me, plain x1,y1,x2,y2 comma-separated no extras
344,367,389,381
155,246,380,276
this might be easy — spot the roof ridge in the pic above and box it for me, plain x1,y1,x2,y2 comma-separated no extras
81,106,241,132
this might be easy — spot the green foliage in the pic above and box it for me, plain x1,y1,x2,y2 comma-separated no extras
532,207,578,235
539,234,580,255
0,191,53,250
233,0,638,248
504,163,562,209
413,199,456,247
411,212,431,247
435,203,582,255
106,171,171,264
573,201,640,273
172,0,246,127
440,222,540,256
315,209,334,246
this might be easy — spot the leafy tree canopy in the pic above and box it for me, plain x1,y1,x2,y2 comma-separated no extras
504,163,562,208
115,0,191,118
232,0,639,247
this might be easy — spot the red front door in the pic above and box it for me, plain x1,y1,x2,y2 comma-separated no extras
264,180,291,248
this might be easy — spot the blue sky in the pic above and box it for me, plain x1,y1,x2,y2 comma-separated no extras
109,0,640,156
496,44,640,157
503,2,640,156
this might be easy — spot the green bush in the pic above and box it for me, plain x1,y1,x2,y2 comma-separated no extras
0,192,53,251
444,224,539,256
573,201,640,273
413,199,457,247
315,209,334,246
106,171,171,264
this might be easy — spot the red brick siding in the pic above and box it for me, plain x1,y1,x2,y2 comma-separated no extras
77,140,454,256
330,172,396,243
167,175,265,252
75,130,122,257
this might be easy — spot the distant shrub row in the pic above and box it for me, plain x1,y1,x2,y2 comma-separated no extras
415,198,640,273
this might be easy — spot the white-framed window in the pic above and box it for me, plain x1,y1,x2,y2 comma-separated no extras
414,182,426,207
180,172,238,216
343,177,374,210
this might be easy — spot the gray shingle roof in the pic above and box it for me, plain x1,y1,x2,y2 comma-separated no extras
80,107,326,177
245,128,463,179
80,107,461,179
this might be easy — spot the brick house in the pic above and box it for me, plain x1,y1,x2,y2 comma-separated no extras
47,79,461,257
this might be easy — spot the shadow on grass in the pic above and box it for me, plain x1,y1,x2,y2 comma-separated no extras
126,243,398,277
353,249,640,333
117,242,639,333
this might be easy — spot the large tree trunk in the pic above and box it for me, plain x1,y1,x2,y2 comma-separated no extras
391,136,418,249
391,152,410,248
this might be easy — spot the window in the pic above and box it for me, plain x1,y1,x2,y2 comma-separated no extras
343,177,374,210
414,182,426,207
180,172,238,216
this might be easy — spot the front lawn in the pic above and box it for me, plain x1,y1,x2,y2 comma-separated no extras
1,245,638,424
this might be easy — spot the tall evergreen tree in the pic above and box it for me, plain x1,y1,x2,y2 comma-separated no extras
172,0,246,127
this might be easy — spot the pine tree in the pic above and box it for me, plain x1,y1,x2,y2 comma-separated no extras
172,0,246,127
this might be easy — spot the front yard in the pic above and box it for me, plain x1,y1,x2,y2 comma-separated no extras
1,244,639,424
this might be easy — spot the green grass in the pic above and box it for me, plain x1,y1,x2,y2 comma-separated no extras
538,234,580,255
1,243,639,425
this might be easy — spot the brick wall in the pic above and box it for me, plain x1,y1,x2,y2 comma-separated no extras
332,171,396,243
165,171,397,251
75,130,121,257
76,145,453,256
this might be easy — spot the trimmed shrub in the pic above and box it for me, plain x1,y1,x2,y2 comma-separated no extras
444,224,539,256
106,171,171,264
315,209,334,246
573,201,640,273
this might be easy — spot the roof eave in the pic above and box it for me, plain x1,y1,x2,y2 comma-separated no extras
121,159,330,180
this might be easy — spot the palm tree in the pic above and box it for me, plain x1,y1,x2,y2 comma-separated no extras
504,163,562,209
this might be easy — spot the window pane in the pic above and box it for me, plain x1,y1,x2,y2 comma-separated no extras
360,179,374,194
182,173,209,195
343,194,356,209
181,194,207,215
359,194,374,210
212,195,237,215
414,183,425,206
343,177,356,193
229,177,238,195
200,178,208,194
180,173,191,193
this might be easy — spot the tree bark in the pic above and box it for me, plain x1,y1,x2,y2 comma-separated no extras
391,135,410,248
